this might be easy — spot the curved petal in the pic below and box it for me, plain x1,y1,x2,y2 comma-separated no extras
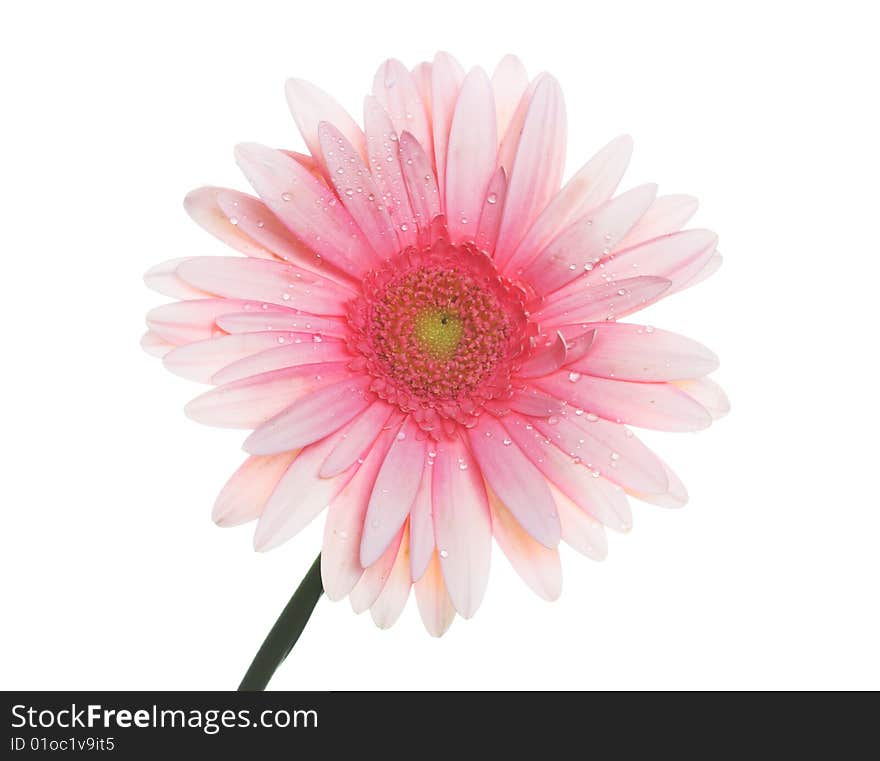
144,257,210,300
350,527,404,614
140,330,173,358
475,167,507,254
551,484,608,560
253,431,356,551
531,414,669,495
502,414,632,531
398,131,441,236
617,193,699,250
431,52,465,201
444,67,496,244
234,142,377,278
321,427,395,600
213,452,298,527
535,372,712,432
369,526,412,630
516,331,567,379
146,298,248,345
534,276,672,326
185,364,351,428
585,228,718,292
164,331,342,384
673,377,730,420
320,401,397,477
285,77,367,168
491,54,529,145
318,121,398,259
467,415,560,547
503,134,633,273
360,417,427,566
408,458,434,582
523,184,657,297
488,487,561,601
567,323,719,382
244,375,372,455
495,75,566,260
628,457,689,509
183,187,276,260
215,311,347,338
414,551,456,637
432,435,491,618
363,96,417,249
372,59,432,162
176,256,352,316
210,338,350,385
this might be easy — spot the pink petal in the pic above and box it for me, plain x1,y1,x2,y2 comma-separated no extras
551,484,608,560
531,414,668,495
516,330,567,378
398,131,441,236
143,258,209,300
176,256,352,316
253,432,355,551
502,414,632,531
491,54,529,145
585,228,718,292
408,460,434,582
183,187,276,260
628,457,689,509
430,52,465,202
164,331,337,384
560,328,597,364
673,377,730,420
360,417,427,566
321,427,395,600
495,75,535,176
676,252,723,292
488,488,561,601
534,276,672,326
185,364,351,428
319,401,397,478
140,330,173,358
535,372,713,432
467,416,560,548
215,311,347,338
411,62,433,116
617,193,699,250
372,59,432,163
501,135,633,272
475,167,507,254
495,76,566,260
146,298,256,345
284,78,367,169
213,189,351,285
432,434,491,618
523,184,657,297
445,67,497,244
210,338,350,385
363,96,417,249
500,387,566,418
567,323,719,381
414,551,456,637
318,121,398,259
370,526,412,629
234,142,377,278
244,375,372,455
350,527,405,614
212,452,298,527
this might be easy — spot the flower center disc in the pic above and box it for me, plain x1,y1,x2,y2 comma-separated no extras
413,308,463,360
347,239,531,432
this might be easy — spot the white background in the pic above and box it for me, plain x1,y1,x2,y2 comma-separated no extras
2,0,878,691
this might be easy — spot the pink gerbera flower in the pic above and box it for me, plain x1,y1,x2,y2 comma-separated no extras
143,53,727,642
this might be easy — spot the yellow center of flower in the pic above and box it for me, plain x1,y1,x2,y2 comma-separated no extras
413,308,463,360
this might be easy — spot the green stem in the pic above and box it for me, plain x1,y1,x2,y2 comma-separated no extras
238,553,323,691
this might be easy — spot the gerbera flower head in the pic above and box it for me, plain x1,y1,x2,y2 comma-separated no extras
143,53,727,636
